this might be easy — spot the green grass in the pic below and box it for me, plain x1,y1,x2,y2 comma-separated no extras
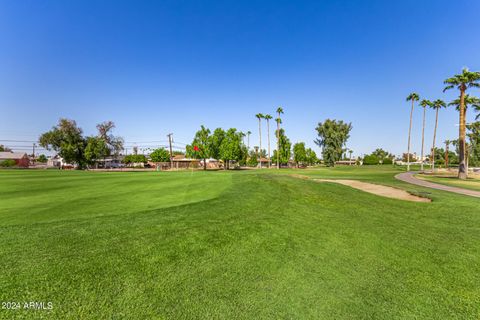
417,173,480,192
0,167,479,319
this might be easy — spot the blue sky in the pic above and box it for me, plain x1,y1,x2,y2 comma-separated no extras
1,0,480,157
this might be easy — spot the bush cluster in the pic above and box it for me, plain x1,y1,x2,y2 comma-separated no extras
363,155,379,165
123,154,147,164
0,159,17,167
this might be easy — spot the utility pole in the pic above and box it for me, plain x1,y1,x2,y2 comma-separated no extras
167,133,173,169
32,143,36,166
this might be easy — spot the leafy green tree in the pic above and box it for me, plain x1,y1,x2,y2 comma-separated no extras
219,128,244,169
96,121,124,157
305,148,318,165
150,148,171,162
444,68,480,179
247,150,258,167
406,93,420,171
363,154,380,165
371,148,393,161
273,129,291,165
123,154,147,165
467,121,480,167
365,149,393,165
85,136,109,167
238,144,248,166
293,142,307,167
37,154,48,163
430,147,445,166
315,119,352,167
186,125,211,170
209,128,226,160
39,118,86,168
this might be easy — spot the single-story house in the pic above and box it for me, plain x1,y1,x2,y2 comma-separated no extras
0,152,30,167
95,156,125,168
202,158,220,169
258,157,272,167
47,155,75,169
148,155,200,170
173,155,200,169
335,160,356,166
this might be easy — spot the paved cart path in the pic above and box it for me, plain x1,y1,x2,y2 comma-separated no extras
395,172,480,198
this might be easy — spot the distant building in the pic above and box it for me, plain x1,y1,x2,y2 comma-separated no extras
0,152,30,167
46,155,75,169
258,157,272,167
173,155,200,169
147,154,200,170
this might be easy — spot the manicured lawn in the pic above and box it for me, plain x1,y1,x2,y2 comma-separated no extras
417,173,480,192
0,167,479,319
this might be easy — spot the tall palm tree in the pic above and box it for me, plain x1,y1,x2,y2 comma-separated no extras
444,68,480,179
419,99,432,171
429,99,446,172
444,140,450,168
246,131,252,150
406,93,420,171
255,113,264,168
276,107,284,169
264,114,272,168
448,95,480,171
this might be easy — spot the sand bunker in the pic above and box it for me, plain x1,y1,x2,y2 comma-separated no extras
314,179,431,202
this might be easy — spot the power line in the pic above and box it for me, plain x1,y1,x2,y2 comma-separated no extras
0,139,38,143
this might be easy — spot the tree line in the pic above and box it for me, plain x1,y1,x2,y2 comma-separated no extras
406,68,480,179
185,107,354,169
36,109,356,170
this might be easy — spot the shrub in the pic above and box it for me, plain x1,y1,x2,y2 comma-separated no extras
382,157,393,165
0,159,17,167
149,148,170,162
37,154,48,163
247,156,258,167
123,154,147,164
363,155,379,165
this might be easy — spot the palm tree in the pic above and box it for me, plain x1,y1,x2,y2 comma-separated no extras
444,140,450,168
264,114,272,168
255,113,264,168
246,131,252,150
444,68,480,179
429,99,446,172
348,149,353,165
406,93,420,171
419,99,432,171
276,107,284,169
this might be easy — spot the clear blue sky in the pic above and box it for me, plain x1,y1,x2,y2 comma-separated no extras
1,0,479,157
